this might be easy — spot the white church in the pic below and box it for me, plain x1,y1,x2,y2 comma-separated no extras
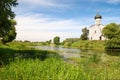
88,13,106,40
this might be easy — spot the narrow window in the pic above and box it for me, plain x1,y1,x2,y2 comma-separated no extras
95,30,96,33
91,37,92,40
99,36,102,40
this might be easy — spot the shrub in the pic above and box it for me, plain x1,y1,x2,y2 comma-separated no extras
105,38,120,49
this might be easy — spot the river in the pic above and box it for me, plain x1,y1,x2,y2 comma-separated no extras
34,46,120,59
34,46,80,58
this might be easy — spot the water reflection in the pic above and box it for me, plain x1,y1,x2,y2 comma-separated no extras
0,48,57,65
35,46,120,59
1,46,120,66
35,46,81,59
105,49,120,56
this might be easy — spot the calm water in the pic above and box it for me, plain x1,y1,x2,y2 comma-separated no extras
0,46,120,65
35,46,80,58
34,46,120,59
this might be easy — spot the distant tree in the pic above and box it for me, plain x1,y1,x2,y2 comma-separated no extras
53,36,60,45
62,38,80,47
0,0,18,44
102,23,119,39
80,27,89,40
24,40,31,43
46,40,52,44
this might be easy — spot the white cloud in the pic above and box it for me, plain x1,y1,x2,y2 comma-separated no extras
15,14,83,42
20,0,68,8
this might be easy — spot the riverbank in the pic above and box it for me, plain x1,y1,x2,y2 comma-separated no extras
0,42,58,66
63,40,105,50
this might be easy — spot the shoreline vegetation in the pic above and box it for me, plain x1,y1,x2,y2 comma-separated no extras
0,41,120,79
64,40,106,50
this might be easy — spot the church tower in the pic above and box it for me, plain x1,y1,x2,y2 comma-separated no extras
95,13,102,25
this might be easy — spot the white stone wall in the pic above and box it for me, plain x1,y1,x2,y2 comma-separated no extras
88,24,105,40
95,19,101,25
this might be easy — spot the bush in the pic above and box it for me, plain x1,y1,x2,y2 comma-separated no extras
105,38,120,49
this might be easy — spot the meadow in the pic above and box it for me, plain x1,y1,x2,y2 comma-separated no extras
0,41,120,80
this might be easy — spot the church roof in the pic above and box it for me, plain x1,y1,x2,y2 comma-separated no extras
94,13,102,19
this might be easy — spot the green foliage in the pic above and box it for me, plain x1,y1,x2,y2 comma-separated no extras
116,28,120,39
0,0,18,44
105,38,120,49
1,21,17,44
62,38,80,47
80,27,89,40
0,0,18,20
46,40,52,44
102,23,119,39
89,54,101,64
102,23,120,49
71,40,105,49
53,36,60,45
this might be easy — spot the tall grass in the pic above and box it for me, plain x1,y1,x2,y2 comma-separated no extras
0,55,120,80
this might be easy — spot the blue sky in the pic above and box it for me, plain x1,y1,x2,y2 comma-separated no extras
13,0,120,42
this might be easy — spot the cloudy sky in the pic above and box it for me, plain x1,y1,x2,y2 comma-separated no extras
13,0,120,42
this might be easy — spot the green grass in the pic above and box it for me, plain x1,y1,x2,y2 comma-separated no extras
0,55,120,80
71,40,105,49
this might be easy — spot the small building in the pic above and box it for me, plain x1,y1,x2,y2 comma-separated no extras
88,13,105,40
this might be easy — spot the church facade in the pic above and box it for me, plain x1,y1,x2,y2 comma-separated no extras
88,13,106,40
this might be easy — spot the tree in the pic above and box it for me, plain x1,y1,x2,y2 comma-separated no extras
115,28,120,39
53,36,60,45
0,0,18,44
102,23,120,49
46,40,52,44
102,23,119,39
1,20,17,44
80,27,89,40
105,38,120,49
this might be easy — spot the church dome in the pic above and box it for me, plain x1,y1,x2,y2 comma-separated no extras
94,13,102,19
